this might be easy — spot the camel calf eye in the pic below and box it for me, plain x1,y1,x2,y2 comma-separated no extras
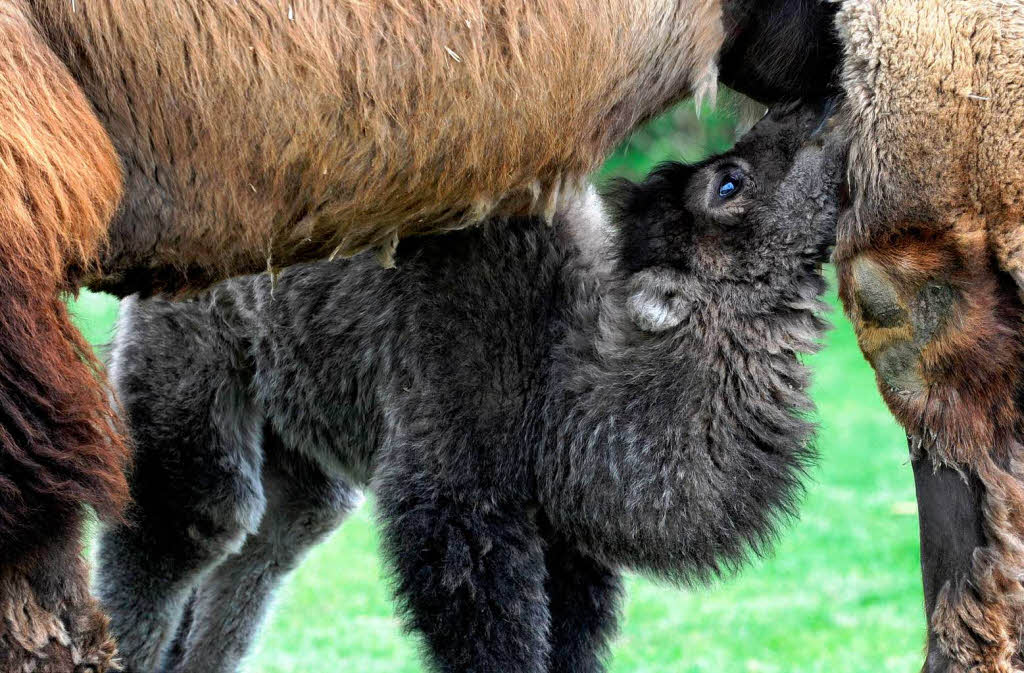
716,172,745,200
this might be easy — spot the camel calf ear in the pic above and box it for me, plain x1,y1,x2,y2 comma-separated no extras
626,270,691,332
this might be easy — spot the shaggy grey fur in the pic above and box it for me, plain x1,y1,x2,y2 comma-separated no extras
97,104,843,673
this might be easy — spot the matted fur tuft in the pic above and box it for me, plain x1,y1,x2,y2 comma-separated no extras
0,555,118,673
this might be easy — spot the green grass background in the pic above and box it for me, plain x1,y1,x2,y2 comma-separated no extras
69,98,925,672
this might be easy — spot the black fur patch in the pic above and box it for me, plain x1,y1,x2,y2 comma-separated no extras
720,0,842,103
605,161,703,274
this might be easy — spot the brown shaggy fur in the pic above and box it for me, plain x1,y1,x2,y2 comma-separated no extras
835,1,1024,670
0,542,117,673
30,0,725,294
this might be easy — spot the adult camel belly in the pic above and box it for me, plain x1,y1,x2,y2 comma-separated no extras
27,0,839,296
31,0,734,295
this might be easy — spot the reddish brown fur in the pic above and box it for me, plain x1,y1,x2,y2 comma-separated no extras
837,1,1024,670
0,1,127,668
0,0,127,551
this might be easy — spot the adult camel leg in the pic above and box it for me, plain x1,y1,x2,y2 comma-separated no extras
911,449,987,673
0,2,125,671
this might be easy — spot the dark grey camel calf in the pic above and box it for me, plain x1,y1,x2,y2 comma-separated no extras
98,104,844,673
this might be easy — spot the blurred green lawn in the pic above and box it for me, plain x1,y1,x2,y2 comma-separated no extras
68,98,925,672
